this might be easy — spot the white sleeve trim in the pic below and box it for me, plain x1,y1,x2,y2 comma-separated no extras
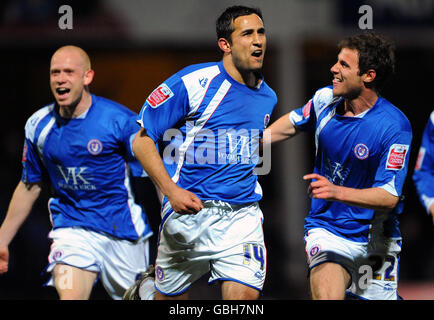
422,194,434,215
289,110,302,126
377,176,398,197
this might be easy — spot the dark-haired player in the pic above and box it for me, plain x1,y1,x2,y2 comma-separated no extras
132,5,276,300
265,32,412,300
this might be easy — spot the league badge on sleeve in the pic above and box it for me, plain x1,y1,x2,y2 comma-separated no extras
22,140,28,163
302,100,312,119
386,144,409,170
146,83,174,108
414,147,426,171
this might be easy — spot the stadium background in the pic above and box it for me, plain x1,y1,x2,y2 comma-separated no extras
0,0,433,299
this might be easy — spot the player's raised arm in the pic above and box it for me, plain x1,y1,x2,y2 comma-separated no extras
263,112,298,145
0,181,42,273
132,128,203,215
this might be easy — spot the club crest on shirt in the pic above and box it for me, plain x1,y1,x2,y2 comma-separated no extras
146,83,174,108
87,139,103,155
354,143,369,160
386,144,409,170
264,113,270,128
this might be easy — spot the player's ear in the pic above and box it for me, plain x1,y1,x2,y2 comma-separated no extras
218,37,232,53
83,69,95,86
362,69,376,85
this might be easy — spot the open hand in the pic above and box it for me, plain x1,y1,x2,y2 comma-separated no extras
303,173,339,201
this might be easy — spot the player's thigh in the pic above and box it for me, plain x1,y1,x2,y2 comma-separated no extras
309,262,350,300
154,206,212,296
209,203,266,294
304,228,363,299
52,263,98,300
221,280,259,300
100,237,150,299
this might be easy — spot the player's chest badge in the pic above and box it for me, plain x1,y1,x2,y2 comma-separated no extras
354,143,369,160
87,139,103,155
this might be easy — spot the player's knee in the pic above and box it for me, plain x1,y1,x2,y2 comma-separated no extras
225,290,259,300
221,281,260,300
155,290,189,300
57,289,89,300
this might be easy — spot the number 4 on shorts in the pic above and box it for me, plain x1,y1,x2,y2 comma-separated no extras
243,243,265,270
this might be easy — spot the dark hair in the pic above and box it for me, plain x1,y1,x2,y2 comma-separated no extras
216,5,263,44
338,32,395,91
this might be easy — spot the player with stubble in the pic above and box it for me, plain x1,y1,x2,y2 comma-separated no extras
131,5,277,300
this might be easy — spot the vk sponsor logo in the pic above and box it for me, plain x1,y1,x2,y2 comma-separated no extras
57,165,96,190
325,158,350,186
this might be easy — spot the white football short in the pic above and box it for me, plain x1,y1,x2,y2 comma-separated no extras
154,200,267,296
45,227,150,300
304,227,401,300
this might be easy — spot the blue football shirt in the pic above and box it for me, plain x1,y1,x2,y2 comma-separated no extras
413,110,434,214
137,61,277,205
290,86,412,242
22,95,152,241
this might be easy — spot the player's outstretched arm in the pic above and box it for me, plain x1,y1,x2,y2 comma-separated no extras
263,112,298,145
303,173,399,211
0,181,41,273
132,129,203,215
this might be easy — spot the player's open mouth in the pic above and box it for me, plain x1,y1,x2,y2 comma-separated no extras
56,88,70,97
252,50,263,58
332,77,342,84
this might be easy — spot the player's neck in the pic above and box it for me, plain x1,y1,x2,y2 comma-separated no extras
58,90,92,119
222,57,262,89
343,88,378,117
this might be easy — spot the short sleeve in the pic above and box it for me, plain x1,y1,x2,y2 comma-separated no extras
412,111,434,213
373,120,413,197
289,86,336,132
21,137,44,184
137,74,190,142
